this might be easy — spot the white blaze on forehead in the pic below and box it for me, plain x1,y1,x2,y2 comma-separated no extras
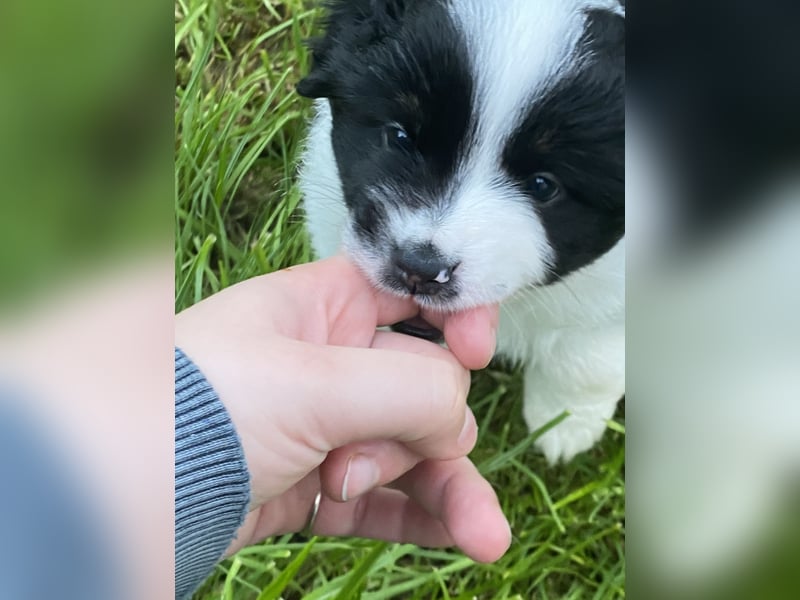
448,0,590,151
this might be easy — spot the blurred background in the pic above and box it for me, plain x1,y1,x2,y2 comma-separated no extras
0,1,173,599
626,1,800,597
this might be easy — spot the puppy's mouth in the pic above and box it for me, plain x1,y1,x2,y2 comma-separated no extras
381,266,462,307
390,315,444,342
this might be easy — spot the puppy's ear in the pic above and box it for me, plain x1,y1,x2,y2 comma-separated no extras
297,0,410,99
583,6,625,63
296,69,336,99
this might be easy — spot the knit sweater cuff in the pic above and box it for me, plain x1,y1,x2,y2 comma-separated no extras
175,348,250,600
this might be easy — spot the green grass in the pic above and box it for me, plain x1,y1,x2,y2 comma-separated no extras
175,1,625,598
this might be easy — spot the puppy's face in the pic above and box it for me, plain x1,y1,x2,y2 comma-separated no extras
299,0,625,310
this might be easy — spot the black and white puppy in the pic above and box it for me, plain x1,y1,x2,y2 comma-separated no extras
297,0,625,463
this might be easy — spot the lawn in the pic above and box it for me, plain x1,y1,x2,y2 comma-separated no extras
175,1,625,598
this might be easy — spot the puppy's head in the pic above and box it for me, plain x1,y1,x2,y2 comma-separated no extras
299,0,625,310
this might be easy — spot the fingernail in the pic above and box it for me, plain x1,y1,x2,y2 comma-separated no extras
458,409,478,450
483,324,498,369
475,307,498,369
341,454,380,502
487,310,498,359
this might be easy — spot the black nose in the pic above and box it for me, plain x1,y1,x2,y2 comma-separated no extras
392,245,458,295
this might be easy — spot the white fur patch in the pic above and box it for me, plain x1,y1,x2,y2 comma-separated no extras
298,100,347,259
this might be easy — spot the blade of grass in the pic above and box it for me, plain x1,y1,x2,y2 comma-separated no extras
333,542,388,600
256,537,317,600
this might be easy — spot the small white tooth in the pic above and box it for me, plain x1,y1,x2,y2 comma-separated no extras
434,269,450,284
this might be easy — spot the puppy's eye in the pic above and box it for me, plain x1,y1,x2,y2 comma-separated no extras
526,173,561,203
382,124,414,150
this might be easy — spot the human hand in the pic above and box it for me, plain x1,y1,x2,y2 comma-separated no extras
175,256,509,562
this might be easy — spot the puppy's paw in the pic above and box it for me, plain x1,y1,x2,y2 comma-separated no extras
530,410,612,464
523,386,621,464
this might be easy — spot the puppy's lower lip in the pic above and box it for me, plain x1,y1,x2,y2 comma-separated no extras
391,316,443,342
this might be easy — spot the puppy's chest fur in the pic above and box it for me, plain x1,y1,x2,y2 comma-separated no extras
298,0,625,463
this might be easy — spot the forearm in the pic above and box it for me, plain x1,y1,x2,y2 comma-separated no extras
175,348,250,599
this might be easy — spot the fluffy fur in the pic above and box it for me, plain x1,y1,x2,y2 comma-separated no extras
298,0,625,462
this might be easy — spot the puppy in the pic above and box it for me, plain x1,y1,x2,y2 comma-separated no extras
297,0,625,463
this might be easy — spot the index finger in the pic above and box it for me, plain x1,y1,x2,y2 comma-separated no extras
287,339,476,460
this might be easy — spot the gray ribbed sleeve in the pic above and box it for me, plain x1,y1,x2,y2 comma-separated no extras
175,348,250,600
